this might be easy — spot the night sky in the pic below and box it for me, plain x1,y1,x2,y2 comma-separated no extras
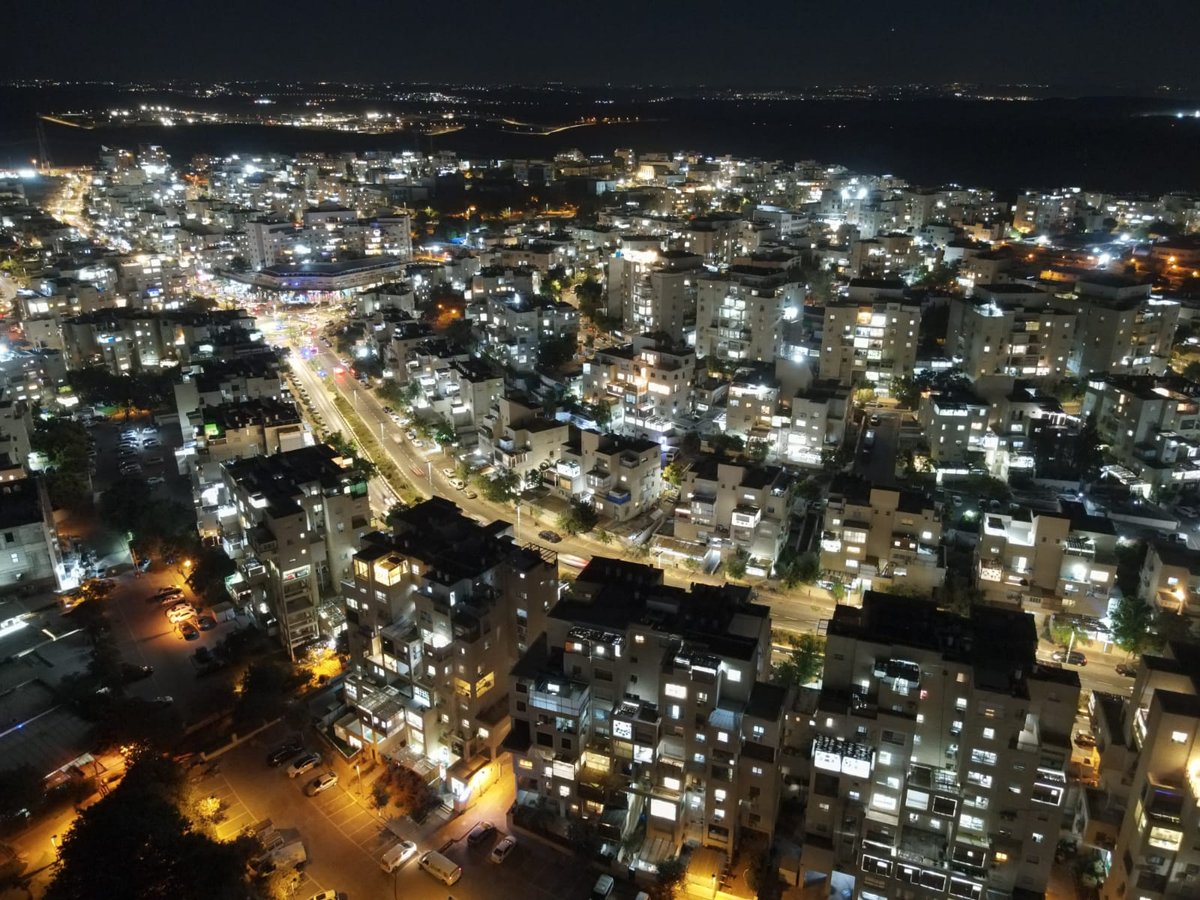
4,0,1199,88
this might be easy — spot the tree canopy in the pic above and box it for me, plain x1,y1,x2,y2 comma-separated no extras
1110,595,1156,656
774,633,826,687
558,498,599,535
45,755,255,900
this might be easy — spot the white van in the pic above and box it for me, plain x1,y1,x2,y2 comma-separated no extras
418,849,462,885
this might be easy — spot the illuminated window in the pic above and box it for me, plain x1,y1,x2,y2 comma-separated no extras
1172,731,1189,744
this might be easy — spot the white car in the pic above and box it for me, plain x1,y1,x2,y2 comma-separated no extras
489,834,517,863
304,772,338,796
442,467,456,478
287,752,321,778
450,478,466,491
165,603,196,624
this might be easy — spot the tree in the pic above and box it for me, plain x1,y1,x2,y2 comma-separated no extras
662,461,686,487
524,468,543,490
724,550,749,581
538,335,576,369
431,416,456,446
234,661,295,728
45,755,255,900
776,550,819,589
746,439,769,462
375,765,440,820
652,856,687,900
558,498,599,535
940,572,981,617
592,399,613,430
708,433,744,459
1115,541,1148,598
575,277,605,320
1111,595,1156,655
477,468,520,503
774,633,825,687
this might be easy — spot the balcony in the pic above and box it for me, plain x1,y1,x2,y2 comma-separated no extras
606,489,631,506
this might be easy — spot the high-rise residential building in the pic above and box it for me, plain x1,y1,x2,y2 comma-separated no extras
1081,374,1200,494
695,266,804,364
819,477,944,594
946,286,1076,382
340,499,557,789
1068,276,1180,377
917,390,990,467
800,591,1079,900
0,478,66,593
1095,641,1200,900
820,280,921,393
503,557,785,863
608,248,702,342
478,394,569,474
217,444,371,657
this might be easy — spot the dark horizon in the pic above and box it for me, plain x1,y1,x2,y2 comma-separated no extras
4,1,1199,90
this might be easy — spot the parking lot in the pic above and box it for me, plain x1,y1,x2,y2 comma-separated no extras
196,723,638,900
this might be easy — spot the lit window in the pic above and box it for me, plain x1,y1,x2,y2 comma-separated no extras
714,789,727,802
558,785,571,798
718,731,729,743
1172,731,1189,744
982,728,995,740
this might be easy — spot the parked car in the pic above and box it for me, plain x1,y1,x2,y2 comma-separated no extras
197,615,217,631
267,738,304,767
287,753,321,778
1179,505,1200,518
442,467,456,478
147,475,166,485
166,603,196,624
121,663,154,682
179,622,200,641
463,489,478,500
489,834,517,863
538,530,563,544
450,477,466,490
1074,732,1097,749
592,874,615,899
466,821,496,846
380,840,417,873
1116,663,1138,677
1052,649,1087,666
304,772,338,796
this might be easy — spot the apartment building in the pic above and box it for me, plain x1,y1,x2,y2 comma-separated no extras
918,390,990,467
1081,374,1200,493
218,444,371,657
1090,641,1200,900
244,218,298,270
1140,541,1200,622
61,307,258,373
781,382,851,468
694,266,804,364
340,499,557,787
478,394,568,474
946,286,1075,382
607,248,702,342
583,337,696,437
1068,277,1180,377
674,455,796,570
983,383,1070,482
477,292,579,373
173,356,286,441
975,500,1118,617
820,281,921,393
410,357,504,441
801,591,1078,900
819,477,944,594
552,430,662,523
0,478,65,594
503,557,784,863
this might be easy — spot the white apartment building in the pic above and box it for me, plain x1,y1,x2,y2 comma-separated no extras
477,293,579,373
607,248,703,342
946,285,1076,382
551,430,662,523
801,592,1079,900
918,391,990,467
695,266,804,364
1068,276,1180,377
340,499,556,788
1081,374,1200,494
819,478,944,594
504,557,784,864
583,337,696,437
1140,540,1200,621
218,444,371,657
975,501,1118,617
1092,642,1200,900
478,394,568,475
820,281,920,393
674,455,796,570
0,478,66,594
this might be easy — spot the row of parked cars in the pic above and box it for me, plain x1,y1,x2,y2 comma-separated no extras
266,738,339,797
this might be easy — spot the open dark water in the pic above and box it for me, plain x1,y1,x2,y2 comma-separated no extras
2,85,1199,194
